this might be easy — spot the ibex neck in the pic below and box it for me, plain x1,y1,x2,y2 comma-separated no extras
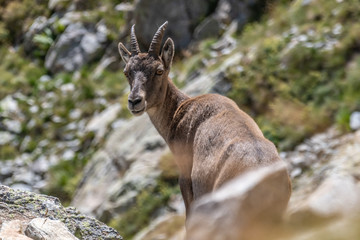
147,79,189,143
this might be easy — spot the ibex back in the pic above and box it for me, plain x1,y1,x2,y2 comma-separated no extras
118,22,291,216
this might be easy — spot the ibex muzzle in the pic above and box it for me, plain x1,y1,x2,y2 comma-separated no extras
118,22,291,218
127,71,146,115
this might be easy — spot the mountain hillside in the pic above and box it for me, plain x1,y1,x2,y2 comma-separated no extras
1,0,360,239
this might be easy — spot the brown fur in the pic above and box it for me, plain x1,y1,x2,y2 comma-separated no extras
118,23,291,217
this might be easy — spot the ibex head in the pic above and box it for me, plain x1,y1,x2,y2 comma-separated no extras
118,21,175,116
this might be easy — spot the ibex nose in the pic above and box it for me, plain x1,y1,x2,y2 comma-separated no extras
128,98,142,107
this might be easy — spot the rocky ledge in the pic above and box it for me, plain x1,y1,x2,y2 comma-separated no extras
0,185,122,240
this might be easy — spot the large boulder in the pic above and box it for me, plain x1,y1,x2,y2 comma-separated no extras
71,114,168,220
0,185,123,240
133,0,211,50
45,22,108,74
186,162,291,240
288,173,360,224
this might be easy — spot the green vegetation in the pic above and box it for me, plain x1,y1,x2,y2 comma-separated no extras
226,0,360,150
44,153,92,205
0,0,49,43
109,180,180,240
108,152,180,239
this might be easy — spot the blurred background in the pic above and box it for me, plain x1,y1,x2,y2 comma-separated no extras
0,0,360,239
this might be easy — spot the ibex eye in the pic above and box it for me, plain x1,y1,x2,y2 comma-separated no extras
156,69,164,75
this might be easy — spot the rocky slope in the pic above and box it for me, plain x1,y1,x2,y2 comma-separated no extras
1,0,360,239
130,127,360,240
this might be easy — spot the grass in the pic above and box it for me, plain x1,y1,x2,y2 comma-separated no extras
226,0,360,150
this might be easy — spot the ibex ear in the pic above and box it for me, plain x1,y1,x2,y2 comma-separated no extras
161,38,175,69
118,42,131,64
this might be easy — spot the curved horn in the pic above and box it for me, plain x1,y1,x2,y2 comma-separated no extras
130,24,140,55
148,21,168,56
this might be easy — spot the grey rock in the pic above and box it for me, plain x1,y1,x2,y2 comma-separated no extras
115,2,134,12
45,23,86,73
133,0,210,50
210,21,238,56
48,0,69,11
0,164,13,180
24,16,49,53
72,115,167,219
350,111,360,130
80,33,102,59
31,156,51,174
0,185,123,240
10,183,33,192
3,119,22,134
45,23,108,74
289,174,360,223
71,150,120,216
12,169,38,186
86,103,122,142
0,131,15,145
186,162,291,240
0,95,20,116
25,218,79,240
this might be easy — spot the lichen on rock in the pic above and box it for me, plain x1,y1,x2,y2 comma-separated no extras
0,185,123,240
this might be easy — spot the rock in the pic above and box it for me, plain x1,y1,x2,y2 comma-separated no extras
210,21,238,56
32,156,51,174
3,119,22,133
71,150,121,216
133,0,210,50
72,115,167,219
24,16,49,53
350,111,360,130
0,95,21,116
186,162,291,240
288,174,360,224
0,131,15,145
282,127,342,173
25,218,78,240
133,214,185,240
12,168,38,187
10,183,33,192
0,163,13,180
86,103,122,142
0,220,32,240
45,23,108,74
115,2,134,12
280,128,360,240
0,185,123,240
48,0,69,11
193,16,222,41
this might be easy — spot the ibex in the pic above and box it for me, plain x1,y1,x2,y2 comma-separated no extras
118,22,291,217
